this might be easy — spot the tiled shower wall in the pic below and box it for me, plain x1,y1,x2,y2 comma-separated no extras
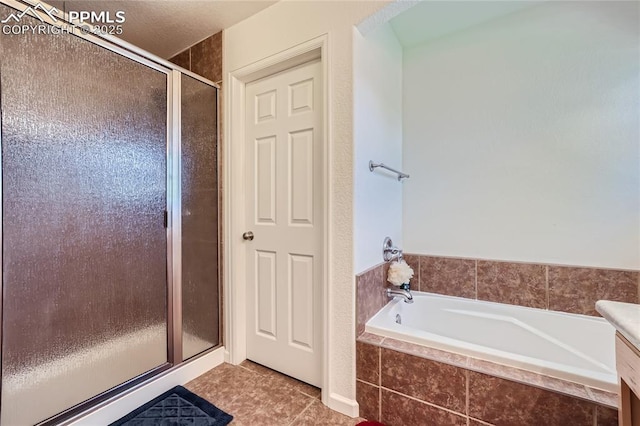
168,32,225,341
356,254,640,332
168,32,223,84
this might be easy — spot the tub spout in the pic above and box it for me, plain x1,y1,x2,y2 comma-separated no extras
386,287,413,304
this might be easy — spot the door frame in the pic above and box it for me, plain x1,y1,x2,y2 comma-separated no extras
224,35,329,395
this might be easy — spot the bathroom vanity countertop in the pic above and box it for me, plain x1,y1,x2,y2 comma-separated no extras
596,300,640,351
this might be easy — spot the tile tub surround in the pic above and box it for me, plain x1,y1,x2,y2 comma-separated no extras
355,256,637,337
419,256,475,299
406,254,639,317
355,333,617,426
356,259,423,334
356,263,389,335
550,268,639,316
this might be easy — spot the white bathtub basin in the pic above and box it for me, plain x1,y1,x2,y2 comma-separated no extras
366,291,617,391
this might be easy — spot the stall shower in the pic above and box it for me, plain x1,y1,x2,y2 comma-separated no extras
0,1,220,424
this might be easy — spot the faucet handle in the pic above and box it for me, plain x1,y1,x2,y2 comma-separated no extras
383,237,403,262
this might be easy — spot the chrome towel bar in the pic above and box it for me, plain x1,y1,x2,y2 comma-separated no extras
369,160,410,181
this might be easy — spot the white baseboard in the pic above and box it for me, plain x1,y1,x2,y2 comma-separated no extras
65,347,225,426
323,392,359,418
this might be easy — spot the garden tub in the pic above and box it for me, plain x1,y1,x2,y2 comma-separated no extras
365,291,617,391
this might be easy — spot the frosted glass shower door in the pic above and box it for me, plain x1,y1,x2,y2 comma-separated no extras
0,5,169,425
181,75,220,359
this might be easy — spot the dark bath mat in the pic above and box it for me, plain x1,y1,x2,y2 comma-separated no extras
109,385,233,426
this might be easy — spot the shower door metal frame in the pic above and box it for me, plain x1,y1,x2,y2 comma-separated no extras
169,70,183,364
0,0,221,423
0,22,3,424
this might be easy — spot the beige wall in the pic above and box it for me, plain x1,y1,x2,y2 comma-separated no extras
402,1,640,270
354,23,404,274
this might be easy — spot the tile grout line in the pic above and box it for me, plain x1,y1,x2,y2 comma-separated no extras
377,343,469,371
239,363,319,425
238,362,321,400
286,397,317,426
296,388,321,399
474,259,478,299
187,365,249,411
469,417,494,426
225,363,327,425
378,384,382,422
229,364,263,409
356,378,378,388
381,386,467,419
465,368,470,426
237,364,252,373
417,255,421,292
378,345,382,387
545,265,550,310
378,345,382,421
465,369,470,418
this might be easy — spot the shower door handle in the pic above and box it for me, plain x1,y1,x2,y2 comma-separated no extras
243,231,254,241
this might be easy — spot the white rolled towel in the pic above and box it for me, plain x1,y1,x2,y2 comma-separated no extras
387,259,414,287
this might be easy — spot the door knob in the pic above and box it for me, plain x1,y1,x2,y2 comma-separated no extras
242,231,254,241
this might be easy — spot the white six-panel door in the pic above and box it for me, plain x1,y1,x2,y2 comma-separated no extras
244,60,323,386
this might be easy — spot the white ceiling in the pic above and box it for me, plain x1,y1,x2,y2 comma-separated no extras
48,1,545,59
57,0,277,58
389,1,542,48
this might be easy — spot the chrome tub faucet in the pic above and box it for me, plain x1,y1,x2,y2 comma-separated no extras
386,284,413,304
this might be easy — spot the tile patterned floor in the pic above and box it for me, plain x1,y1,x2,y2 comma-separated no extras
185,361,366,425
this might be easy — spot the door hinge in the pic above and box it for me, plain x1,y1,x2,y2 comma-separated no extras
164,210,168,228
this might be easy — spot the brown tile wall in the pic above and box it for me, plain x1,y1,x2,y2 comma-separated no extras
356,263,389,335
190,32,223,83
548,266,639,316
168,32,223,83
381,348,466,414
169,48,190,70
406,254,639,317
420,256,475,299
356,340,617,426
